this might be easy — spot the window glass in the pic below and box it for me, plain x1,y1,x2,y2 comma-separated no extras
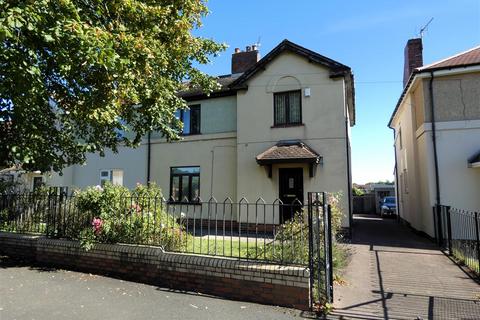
176,105,201,135
171,167,200,175
33,177,43,190
112,169,124,186
100,170,111,186
191,176,200,201
171,176,180,201
170,166,200,202
274,90,302,125
190,105,201,134
181,176,190,202
274,94,287,125
289,91,301,123
182,109,191,135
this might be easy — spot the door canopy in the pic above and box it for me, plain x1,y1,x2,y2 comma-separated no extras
255,140,321,178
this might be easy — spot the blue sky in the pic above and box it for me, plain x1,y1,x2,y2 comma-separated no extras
194,0,480,184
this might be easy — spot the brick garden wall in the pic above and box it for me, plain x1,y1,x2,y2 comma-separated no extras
0,232,310,310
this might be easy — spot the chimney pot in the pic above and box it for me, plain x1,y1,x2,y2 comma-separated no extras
231,45,260,74
252,44,258,51
403,38,423,87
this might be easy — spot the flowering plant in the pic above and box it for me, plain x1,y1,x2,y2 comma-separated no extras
92,217,103,235
74,182,186,251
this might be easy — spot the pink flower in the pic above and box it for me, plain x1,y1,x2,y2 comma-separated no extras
130,203,142,214
92,217,103,235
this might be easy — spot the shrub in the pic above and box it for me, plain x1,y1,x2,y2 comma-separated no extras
73,183,188,251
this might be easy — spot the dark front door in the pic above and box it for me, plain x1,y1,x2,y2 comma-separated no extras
279,168,304,223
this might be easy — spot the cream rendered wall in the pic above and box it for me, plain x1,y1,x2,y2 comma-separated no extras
148,95,238,202
392,94,424,231
197,96,236,134
393,71,480,236
426,121,480,211
149,133,237,219
236,52,351,226
69,145,148,190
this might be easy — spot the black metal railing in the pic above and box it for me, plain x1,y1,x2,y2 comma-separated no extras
436,205,480,276
0,192,314,265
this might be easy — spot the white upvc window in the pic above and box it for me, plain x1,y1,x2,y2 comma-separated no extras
100,169,124,186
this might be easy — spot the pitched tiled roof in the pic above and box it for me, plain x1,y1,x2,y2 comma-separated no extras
256,140,320,164
179,75,238,101
418,46,480,71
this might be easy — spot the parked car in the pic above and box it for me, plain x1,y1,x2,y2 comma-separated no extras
380,196,397,217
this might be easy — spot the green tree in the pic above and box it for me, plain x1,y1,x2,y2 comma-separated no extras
352,186,364,196
0,0,225,172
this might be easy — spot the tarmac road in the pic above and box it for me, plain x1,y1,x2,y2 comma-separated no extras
0,257,309,320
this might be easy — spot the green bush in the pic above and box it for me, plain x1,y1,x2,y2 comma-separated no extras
73,183,188,251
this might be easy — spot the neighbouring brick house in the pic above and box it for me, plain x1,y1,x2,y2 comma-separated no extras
18,40,356,229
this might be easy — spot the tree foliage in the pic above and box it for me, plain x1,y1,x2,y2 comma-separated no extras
0,0,225,172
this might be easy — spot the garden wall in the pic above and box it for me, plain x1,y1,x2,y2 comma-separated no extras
0,232,310,310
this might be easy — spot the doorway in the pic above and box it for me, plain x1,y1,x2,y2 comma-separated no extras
279,168,304,223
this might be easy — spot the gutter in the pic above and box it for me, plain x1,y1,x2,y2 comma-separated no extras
391,128,402,221
344,91,353,235
429,71,441,208
147,131,151,184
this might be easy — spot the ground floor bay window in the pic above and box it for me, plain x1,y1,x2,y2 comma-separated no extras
170,166,200,203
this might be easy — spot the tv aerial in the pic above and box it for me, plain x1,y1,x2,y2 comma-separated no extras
419,18,434,39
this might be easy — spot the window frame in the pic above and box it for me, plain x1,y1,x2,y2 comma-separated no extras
169,166,200,204
32,176,44,191
273,90,303,127
99,169,124,186
178,104,201,136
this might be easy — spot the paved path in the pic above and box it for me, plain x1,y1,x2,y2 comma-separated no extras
331,215,480,320
0,257,307,320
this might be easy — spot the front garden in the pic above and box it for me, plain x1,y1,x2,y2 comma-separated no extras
0,182,349,287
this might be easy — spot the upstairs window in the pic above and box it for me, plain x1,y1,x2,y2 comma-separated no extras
170,166,200,203
274,90,302,126
176,105,201,135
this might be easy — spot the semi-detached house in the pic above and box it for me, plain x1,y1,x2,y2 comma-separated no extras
30,40,355,229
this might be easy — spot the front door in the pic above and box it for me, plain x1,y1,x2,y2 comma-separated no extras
279,168,304,223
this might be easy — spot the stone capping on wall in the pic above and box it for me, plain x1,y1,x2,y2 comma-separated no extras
0,232,311,310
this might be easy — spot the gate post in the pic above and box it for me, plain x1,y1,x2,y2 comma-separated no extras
436,205,443,247
445,206,452,255
474,212,480,276
326,203,334,302
307,192,314,309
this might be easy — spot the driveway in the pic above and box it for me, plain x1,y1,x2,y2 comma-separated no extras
0,257,307,320
332,215,480,319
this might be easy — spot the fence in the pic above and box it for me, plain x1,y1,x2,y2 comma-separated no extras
0,190,335,307
435,205,480,276
0,192,307,265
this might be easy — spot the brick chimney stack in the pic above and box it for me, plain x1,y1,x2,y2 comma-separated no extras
231,45,260,74
403,38,423,87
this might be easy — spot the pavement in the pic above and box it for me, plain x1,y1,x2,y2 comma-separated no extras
0,257,308,320
331,214,480,320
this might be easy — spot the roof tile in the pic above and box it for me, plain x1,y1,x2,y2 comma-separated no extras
256,141,320,164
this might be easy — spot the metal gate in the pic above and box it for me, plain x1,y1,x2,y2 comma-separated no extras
307,192,333,308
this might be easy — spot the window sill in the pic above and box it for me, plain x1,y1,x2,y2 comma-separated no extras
180,133,201,137
271,123,305,129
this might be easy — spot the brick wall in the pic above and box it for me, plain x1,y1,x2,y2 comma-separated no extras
0,232,310,310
